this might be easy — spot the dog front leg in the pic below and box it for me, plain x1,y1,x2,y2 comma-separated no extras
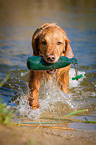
57,72,69,94
57,65,71,94
28,70,42,109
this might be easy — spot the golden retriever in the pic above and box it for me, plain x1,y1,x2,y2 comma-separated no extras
28,23,74,109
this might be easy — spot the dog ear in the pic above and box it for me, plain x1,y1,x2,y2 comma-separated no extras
32,28,40,56
32,24,50,56
64,37,74,58
32,36,39,56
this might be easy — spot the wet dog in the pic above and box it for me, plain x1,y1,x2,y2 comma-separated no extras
28,23,74,109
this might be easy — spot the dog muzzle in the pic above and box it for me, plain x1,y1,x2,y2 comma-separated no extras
47,69,56,74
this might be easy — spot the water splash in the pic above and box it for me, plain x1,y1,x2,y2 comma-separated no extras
15,68,85,119
69,68,85,88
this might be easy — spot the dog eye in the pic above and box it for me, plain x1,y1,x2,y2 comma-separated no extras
57,41,62,45
42,40,47,45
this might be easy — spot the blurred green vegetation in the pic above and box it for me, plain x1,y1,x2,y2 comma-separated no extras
0,100,12,125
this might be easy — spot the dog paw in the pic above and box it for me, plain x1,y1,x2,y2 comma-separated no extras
31,99,40,109
25,95,40,109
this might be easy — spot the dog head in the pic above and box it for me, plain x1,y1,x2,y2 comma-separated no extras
32,23,74,64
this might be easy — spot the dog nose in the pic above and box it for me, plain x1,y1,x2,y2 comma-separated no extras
47,55,55,62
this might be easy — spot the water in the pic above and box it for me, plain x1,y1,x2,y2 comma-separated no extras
0,0,96,132
15,69,85,119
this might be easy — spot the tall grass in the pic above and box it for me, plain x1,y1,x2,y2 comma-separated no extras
0,101,12,125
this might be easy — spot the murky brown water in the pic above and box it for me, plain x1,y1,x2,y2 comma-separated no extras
0,0,96,132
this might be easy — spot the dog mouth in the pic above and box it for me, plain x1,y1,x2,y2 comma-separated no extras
41,55,57,74
47,69,56,74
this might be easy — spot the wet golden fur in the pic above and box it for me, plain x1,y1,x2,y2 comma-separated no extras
28,23,74,109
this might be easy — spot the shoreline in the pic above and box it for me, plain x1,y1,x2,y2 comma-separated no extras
0,123,96,145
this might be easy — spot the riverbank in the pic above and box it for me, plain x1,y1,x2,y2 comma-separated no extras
0,123,96,145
